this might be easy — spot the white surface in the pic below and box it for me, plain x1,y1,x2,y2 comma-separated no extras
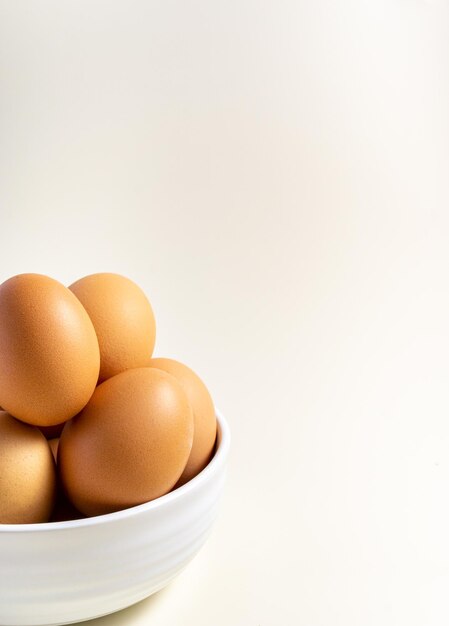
0,414,229,626
0,1,448,625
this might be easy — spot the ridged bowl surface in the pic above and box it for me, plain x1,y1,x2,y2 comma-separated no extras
0,410,230,626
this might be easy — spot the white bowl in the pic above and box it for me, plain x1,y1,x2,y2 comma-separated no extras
0,410,230,626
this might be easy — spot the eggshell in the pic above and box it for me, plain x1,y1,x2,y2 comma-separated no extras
0,274,100,426
48,438,59,462
58,367,193,516
69,273,156,382
0,411,56,524
149,358,217,486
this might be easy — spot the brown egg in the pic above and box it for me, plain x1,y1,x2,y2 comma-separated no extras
149,358,217,486
0,274,100,427
59,367,193,516
69,273,156,382
0,411,56,523
39,422,66,439
48,438,59,462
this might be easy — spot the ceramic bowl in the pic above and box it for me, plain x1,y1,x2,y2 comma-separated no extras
0,410,230,626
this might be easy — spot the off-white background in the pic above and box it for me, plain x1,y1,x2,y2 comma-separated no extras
1,1,449,624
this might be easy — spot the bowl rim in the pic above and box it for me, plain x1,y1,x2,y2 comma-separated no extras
0,409,230,533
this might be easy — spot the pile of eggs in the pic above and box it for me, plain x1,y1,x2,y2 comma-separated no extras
0,273,217,524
